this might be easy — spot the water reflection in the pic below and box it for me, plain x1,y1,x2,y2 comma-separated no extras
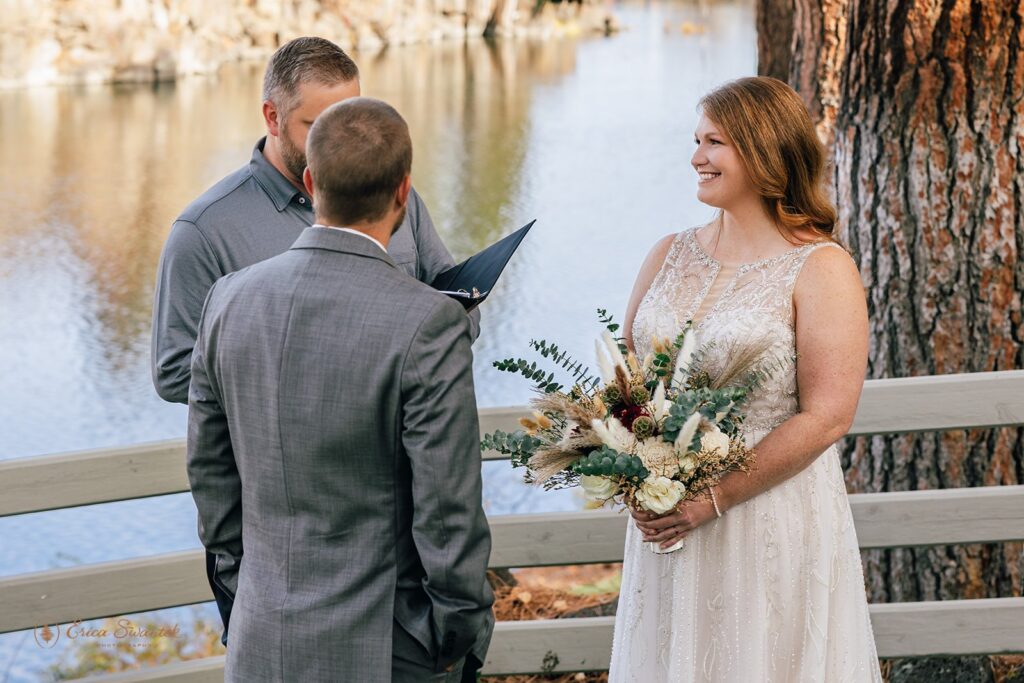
0,2,755,679
0,38,578,456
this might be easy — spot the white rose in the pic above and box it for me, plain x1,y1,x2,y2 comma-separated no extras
700,428,731,459
678,452,698,474
635,476,686,515
580,475,619,503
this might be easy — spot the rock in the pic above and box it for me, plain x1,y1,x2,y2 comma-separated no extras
0,0,616,89
561,596,618,619
487,568,518,590
888,656,993,683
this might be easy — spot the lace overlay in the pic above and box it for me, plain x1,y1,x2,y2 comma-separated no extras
609,228,882,682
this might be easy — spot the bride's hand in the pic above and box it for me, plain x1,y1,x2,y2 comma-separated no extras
631,498,718,550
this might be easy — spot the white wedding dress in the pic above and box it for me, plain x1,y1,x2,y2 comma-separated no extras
610,228,882,682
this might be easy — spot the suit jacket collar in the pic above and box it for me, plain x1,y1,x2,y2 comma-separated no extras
289,226,398,268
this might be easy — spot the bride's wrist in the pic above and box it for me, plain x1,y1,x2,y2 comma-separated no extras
709,485,726,517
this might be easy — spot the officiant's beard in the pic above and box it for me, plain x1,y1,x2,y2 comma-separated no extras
391,206,407,236
278,126,308,184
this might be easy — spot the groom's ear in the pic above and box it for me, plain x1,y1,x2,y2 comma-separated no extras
303,167,315,199
396,175,412,208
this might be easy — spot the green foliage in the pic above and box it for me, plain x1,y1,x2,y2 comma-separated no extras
493,309,632,395
743,353,794,393
597,308,628,355
573,446,649,481
528,338,601,392
662,386,751,448
646,328,699,390
648,350,673,389
493,356,564,393
481,429,543,468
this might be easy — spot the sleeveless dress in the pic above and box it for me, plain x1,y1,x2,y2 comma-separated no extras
609,228,882,682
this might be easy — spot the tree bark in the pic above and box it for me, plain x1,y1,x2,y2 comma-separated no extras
790,0,849,145
756,0,795,81
759,0,1024,606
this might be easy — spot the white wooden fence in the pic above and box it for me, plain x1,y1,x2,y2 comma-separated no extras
1,371,1023,681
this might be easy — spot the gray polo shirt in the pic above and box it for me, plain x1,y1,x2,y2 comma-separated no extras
152,137,478,404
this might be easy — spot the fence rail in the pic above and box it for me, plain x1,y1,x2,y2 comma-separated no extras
2,370,1023,680
5,371,1024,519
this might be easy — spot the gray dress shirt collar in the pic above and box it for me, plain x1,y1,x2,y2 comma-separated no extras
249,137,313,212
312,224,388,254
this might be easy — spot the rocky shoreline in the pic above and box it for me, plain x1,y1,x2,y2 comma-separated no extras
0,0,616,89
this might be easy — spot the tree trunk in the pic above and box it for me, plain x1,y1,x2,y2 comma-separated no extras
759,0,1024,606
790,0,849,145
756,0,795,81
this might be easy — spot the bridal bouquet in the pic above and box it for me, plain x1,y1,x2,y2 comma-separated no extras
483,310,778,549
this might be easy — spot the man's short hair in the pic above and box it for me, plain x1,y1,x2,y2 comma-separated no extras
262,37,359,116
307,98,413,226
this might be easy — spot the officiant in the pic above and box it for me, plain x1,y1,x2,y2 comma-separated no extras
152,35,478,404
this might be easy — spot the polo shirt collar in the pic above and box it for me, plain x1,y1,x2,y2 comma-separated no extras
249,137,312,212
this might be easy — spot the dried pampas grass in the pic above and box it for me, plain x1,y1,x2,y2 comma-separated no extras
531,391,604,426
529,448,584,484
709,337,777,389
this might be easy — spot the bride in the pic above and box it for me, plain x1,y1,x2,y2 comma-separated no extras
610,76,882,681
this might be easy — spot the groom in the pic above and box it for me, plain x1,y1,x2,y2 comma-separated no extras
151,34,480,651
186,97,494,681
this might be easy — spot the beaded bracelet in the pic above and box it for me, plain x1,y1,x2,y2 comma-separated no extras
709,486,723,518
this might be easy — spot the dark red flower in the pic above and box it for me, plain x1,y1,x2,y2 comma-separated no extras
612,404,647,431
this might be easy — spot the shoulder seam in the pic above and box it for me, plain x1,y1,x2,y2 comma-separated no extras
182,170,256,227
174,218,226,275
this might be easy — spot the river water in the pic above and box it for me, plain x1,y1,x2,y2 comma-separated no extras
0,1,755,678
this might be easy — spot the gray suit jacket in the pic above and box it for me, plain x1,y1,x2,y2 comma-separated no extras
186,227,494,681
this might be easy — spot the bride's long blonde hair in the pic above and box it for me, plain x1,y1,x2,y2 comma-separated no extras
699,77,837,243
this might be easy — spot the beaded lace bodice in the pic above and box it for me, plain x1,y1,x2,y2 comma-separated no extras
632,227,845,434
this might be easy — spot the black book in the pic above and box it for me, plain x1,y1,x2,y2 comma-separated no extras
430,220,535,311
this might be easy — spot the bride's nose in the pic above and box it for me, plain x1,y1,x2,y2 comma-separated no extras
691,147,707,169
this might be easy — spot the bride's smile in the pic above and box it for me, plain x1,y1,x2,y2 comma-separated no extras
691,116,756,210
